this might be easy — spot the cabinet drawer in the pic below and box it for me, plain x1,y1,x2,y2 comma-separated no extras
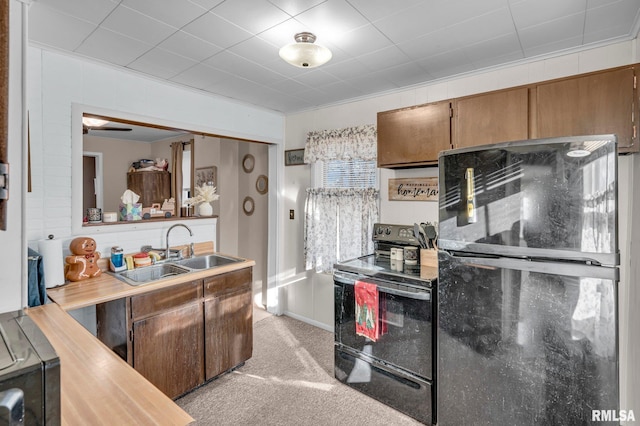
131,280,203,321
204,268,252,297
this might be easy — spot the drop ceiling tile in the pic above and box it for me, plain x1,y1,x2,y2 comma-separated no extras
188,0,225,10
28,5,96,51
346,72,397,93
267,0,327,16
205,51,287,85
523,35,584,57
294,0,369,43
585,0,640,39
346,0,425,22
228,37,281,67
171,63,231,89
445,8,515,47
379,62,432,87
356,46,412,71
128,48,198,80
120,0,209,29
322,58,370,80
399,30,459,61
182,11,253,48
76,28,153,66
291,68,341,86
212,0,291,34
258,18,311,47
32,0,119,25
510,0,586,29
101,5,178,46
518,13,585,51
332,24,394,57
158,31,223,62
463,34,523,64
417,50,475,79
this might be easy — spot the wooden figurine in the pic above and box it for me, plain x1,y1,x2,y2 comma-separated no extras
65,237,102,281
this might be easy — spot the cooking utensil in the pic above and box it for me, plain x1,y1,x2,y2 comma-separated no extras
425,224,437,249
414,223,427,249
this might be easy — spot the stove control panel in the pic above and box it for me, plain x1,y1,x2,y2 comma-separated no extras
373,223,420,245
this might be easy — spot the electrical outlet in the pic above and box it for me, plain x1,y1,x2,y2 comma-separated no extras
289,209,295,220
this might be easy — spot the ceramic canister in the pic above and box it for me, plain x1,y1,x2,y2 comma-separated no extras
87,208,102,223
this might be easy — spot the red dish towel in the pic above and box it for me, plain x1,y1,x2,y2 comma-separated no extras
355,281,381,341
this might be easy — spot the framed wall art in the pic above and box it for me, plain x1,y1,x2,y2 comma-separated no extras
195,166,217,187
285,149,305,166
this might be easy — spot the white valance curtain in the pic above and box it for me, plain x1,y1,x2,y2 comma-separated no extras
304,124,377,162
303,125,379,274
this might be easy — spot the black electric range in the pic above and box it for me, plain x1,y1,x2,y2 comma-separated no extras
333,223,437,425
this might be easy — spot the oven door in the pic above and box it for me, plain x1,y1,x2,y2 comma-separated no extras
334,345,433,425
334,270,432,380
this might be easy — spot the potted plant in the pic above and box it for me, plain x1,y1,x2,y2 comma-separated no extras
184,184,219,216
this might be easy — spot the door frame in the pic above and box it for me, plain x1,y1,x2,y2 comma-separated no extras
83,151,103,210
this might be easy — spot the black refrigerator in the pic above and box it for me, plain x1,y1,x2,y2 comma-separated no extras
436,135,619,425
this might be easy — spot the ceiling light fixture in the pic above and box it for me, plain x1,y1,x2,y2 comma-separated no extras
279,32,332,68
82,117,109,127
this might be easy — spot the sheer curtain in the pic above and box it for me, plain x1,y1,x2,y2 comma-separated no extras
304,125,379,274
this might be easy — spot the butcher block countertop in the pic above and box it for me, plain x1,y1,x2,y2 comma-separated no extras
27,242,255,426
47,245,255,311
26,303,194,426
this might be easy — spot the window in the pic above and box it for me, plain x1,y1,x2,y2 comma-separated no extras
321,159,377,188
304,125,379,273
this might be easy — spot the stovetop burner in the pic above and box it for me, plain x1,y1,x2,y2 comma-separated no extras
335,253,436,288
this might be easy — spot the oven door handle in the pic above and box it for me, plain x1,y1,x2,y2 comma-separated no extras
334,272,431,301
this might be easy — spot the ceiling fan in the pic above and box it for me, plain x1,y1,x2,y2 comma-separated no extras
82,116,132,134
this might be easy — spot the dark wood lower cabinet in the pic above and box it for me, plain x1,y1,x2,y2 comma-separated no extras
96,267,253,399
133,302,204,398
205,284,253,379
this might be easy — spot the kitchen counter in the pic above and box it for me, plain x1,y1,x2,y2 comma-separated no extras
26,303,194,426
35,243,255,425
47,249,255,311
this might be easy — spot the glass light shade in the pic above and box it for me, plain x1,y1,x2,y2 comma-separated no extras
82,117,109,127
279,33,332,68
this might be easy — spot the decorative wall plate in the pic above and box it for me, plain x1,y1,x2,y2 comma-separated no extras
243,196,255,216
256,174,268,194
242,154,255,173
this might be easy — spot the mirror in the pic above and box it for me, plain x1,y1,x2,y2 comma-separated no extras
242,154,255,173
242,196,255,216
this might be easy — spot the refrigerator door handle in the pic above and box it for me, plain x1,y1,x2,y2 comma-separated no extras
443,250,619,281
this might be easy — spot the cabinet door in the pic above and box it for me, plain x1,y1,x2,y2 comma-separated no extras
377,101,452,168
536,67,637,152
204,283,252,380
126,171,171,207
453,87,529,149
133,302,204,399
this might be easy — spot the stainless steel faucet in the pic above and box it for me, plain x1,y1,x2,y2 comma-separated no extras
166,223,193,260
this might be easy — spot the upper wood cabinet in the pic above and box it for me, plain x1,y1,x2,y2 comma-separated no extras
535,66,637,152
453,87,529,149
377,101,452,168
127,170,171,207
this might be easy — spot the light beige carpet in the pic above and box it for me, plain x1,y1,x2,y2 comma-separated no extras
176,313,423,425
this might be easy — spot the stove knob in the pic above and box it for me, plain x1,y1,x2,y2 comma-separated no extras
385,227,391,235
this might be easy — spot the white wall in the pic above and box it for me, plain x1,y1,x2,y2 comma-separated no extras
25,48,284,312
0,1,26,312
283,39,639,414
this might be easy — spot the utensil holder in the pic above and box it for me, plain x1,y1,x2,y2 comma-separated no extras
420,249,438,268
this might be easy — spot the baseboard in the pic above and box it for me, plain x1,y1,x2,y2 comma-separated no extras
283,310,334,333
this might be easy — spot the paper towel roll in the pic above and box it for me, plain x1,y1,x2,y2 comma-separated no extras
38,237,66,288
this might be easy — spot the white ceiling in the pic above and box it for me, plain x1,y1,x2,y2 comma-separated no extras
29,0,640,114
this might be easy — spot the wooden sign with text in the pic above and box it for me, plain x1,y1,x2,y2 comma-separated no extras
388,177,438,201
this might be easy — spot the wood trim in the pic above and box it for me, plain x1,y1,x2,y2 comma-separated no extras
0,0,8,230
